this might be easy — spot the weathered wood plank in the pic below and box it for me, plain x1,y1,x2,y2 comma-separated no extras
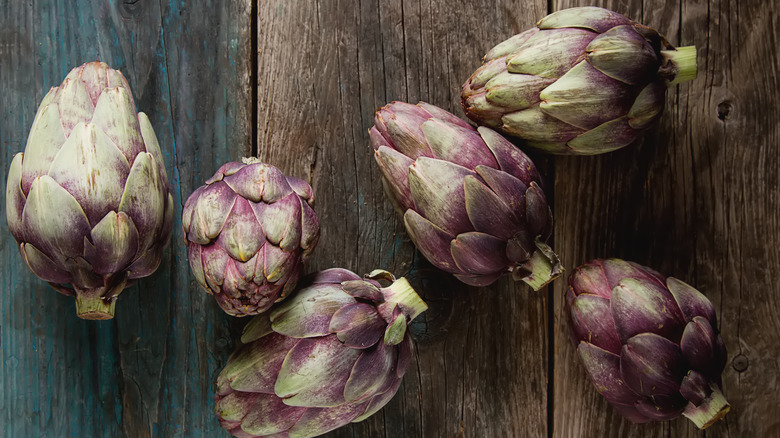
0,1,251,436
552,0,780,437
255,0,548,436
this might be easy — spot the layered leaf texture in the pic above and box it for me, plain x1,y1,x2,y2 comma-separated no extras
183,159,320,316
461,6,698,155
215,268,428,437
5,61,174,319
370,101,561,289
567,259,729,429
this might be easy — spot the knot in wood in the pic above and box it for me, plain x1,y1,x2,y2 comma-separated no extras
732,354,749,372
717,101,732,121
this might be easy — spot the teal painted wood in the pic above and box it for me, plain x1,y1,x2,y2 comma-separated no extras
0,1,251,437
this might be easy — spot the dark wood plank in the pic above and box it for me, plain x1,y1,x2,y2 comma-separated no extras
0,1,251,436
551,0,780,437
256,0,548,436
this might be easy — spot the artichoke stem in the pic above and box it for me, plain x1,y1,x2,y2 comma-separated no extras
515,240,563,291
682,384,730,429
661,46,697,85
382,277,428,321
75,292,116,320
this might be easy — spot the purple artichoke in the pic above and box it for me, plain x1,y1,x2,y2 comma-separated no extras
5,61,174,320
461,7,698,155
215,268,427,438
567,259,729,428
183,159,320,317
369,101,561,289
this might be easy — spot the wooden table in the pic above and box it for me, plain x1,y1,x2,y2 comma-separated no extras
2,1,778,437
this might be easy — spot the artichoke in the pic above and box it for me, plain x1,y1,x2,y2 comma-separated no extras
215,268,427,438
5,61,173,320
461,7,698,155
183,159,320,317
567,259,729,428
369,101,561,289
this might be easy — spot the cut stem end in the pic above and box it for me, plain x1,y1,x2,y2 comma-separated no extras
515,240,563,291
75,295,116,320
661,46,698,85
682,384,730,429
382,277,428,321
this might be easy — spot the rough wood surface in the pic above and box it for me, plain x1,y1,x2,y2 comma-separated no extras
255,1,549,437
551,1,780,437
1,0,779,437
0,1,251,436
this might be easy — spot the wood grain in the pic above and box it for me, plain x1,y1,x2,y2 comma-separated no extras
0,1,251,436
551,1,780,437
255,1,548,437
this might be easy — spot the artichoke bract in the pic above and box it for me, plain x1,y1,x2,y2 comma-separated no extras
183,159,320,317
215,268,427,438
461,7,698,155
5,61,174,320
370,101,561,289
567,259,729,428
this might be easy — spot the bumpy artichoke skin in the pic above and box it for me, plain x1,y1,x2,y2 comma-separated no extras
183,158,321,317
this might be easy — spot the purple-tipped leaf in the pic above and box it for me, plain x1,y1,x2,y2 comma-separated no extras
329,303,387,349
275,336,362,407
620,333,685,396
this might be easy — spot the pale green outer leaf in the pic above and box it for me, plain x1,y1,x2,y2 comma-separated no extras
119,152,165,253
21,175,90,260
6,153,25,238
241,314,274,343
32,87,58,125
484,28,539,61
485,72,554,109
270,285,355,338
87,211,140,274
567,117,637,154
214,392,250,423
20,103,67,191
138,112,169,184
507,28,595,78
56,77,94,137
90,87,144,163
275,336,361,407
21,243,71,283
47,123,130,225
501,105,584,142
383,314,407,345
540,61,630,130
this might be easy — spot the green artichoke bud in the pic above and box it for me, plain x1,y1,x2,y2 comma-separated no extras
5,61,174,320
461,7,698,155
183,158,320,317
215,268,427,437
568,259,729,428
